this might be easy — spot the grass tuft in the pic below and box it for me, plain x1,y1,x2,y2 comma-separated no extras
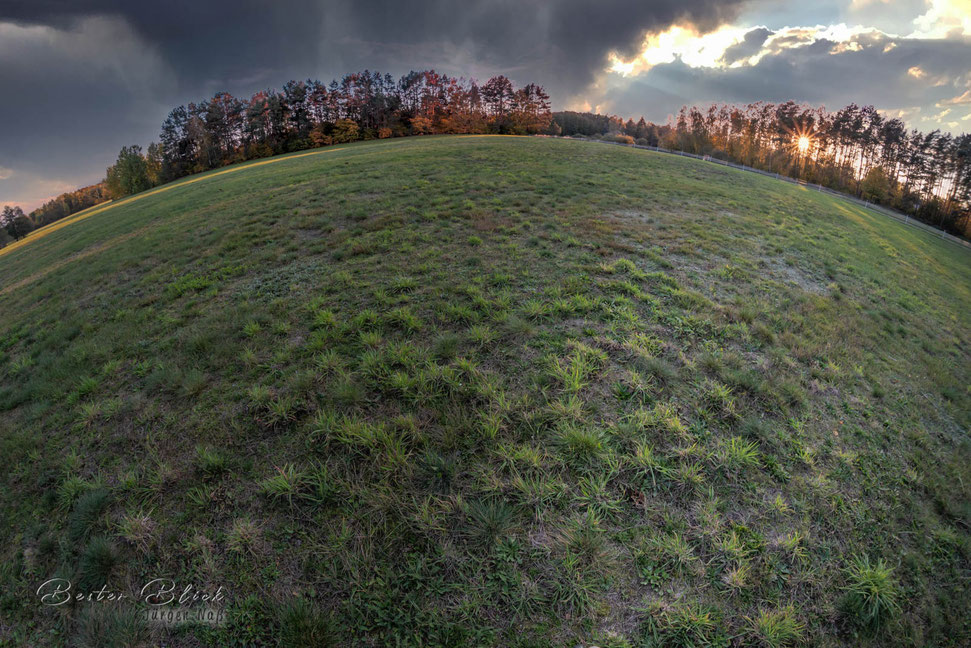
842,555,901,634
77,536,120,589
464,499,518,547
68,488,111,544
752,605,804,647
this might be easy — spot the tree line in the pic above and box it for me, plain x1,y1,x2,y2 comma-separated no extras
553,103,971,237
0,184,106,248
1,70,552,246
552,111,667,146
5,89,968,244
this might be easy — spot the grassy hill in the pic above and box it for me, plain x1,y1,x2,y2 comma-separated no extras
1,135,968,647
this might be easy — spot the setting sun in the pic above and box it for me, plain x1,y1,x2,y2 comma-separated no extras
797,135,811,153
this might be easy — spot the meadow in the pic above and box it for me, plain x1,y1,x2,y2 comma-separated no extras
0,135,968,647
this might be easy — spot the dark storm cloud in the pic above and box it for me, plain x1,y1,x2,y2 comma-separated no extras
600,33,971,131
0,16,178,207
0,0,754,208
0,1,327,89
0,2,330,208
0,18,168,165
0,0,750,94
719,27,771,65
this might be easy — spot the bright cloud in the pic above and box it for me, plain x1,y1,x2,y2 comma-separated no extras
941,89,971,104
609,24,752,76
607,22,894,77
910,0,971,37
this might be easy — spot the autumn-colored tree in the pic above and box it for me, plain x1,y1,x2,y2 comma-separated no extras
410,115,433,135
481,76,514,118
331,119,360,143
29,183,105,227
509,83,552,134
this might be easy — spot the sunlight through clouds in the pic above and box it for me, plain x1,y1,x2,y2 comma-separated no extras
586,0,971,133
605,21,906,79
608,24,751,75
602,0,971,80
607,22,908,77
910,0,971,37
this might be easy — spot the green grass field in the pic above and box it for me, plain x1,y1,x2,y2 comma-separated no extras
1,135,968,647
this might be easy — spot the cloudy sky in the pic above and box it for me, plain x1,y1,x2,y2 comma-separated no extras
1,0,969,211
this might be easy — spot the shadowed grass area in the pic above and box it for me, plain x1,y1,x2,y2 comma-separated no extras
1,135,968,647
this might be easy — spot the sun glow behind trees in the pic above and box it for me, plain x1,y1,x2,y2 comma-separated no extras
658,102,971,234
553,100,971,236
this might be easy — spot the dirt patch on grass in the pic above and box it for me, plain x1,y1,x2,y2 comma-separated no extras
765,258,828,294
